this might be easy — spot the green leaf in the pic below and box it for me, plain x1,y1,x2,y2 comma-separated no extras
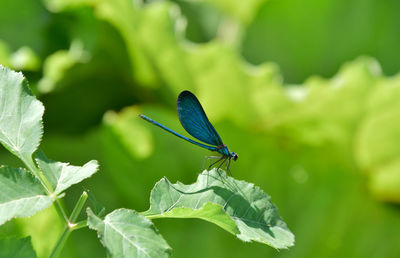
35,150,98,195
103,108,153,159
93,0,160,87
368,159,400,202
38,41,89,93
143,169,294,249
11,46,41,71
87,208,172,258
0,65,44,163
0,40,12,67
0,237,37,258
203,0,267,24
0,166,54,226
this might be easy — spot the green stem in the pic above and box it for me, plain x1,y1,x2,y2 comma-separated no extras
55,199,69,223
49,192,89,258
73,220,88,230
22,155,53,193
49,226,71,258
69,191,88,223
22,155,69,223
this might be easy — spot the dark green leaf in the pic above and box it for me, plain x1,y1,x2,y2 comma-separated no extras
0,237,36,258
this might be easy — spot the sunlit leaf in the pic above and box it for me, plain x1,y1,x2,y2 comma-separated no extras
35,150,98,195
369,159,400,203
0,237,36,258
143,169,294,249
38,40,89,93
0,65,44,163
203,0,267,24
11,46,41,71
0,166,54,226
87,208,172,258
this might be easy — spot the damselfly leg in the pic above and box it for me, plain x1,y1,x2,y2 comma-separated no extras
203,156,221,170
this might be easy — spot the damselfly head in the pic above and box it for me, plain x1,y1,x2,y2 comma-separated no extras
231,152,238,161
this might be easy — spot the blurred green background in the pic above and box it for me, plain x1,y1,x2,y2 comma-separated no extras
1,0,400,257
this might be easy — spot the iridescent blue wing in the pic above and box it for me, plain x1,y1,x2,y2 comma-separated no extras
177,91,223,147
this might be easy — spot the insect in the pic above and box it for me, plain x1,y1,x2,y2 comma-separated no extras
139,90,238,172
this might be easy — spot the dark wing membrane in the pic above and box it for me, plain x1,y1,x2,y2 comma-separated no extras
177,91,223,146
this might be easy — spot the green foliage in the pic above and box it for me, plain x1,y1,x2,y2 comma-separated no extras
0,66,99,256
0,65,292,256
36,150,98,195
0,237,36,258
0,66,43,163
87,208,172,258
144,169,294,249
0,167,53,225
242,0,400,83
1,0,400,257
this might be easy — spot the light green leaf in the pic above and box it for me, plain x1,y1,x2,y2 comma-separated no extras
0,237,37,258
87,208,172,258
0,65,44,163
202,0,267,25
37,40,90,93
144,169,294,249
103,108,153,159
0,40,12,67
11,46,41,71
0,166,54,226
368,159,400,203
93,0,160,87
35,150,99,195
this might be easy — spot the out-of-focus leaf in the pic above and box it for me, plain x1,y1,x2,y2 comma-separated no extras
11,47,41,71
136,2,194,92
143,169,294,249
93,0,159,87
38,40,90,93
242,0,400,83
172,1,221,43
0,0,49,53
16,206,62,258
87,208,172,258
202,0,267,25
354,74,400,202
265,57,379,147
103,108,153,159
43,0,92,12
35,150,98,195
369,160,400,202
0,237,36,258
0,41,11,67
0,66,44,163
356,104,400,171
0,166,54,226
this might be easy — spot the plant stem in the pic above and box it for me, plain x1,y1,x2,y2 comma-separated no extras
22,155,69,223
49,191,89,258
69,191,88,223
49,226,71,258
73,220,88,230
22,155,53,193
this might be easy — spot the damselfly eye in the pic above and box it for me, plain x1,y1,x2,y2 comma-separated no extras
232,153,238,161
